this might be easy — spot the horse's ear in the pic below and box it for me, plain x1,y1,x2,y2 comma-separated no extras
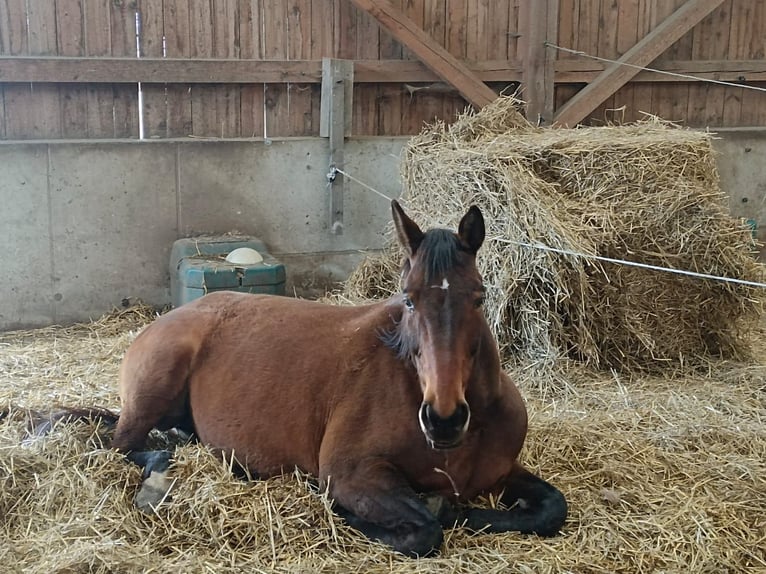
391,200,424,256
458,205,485,254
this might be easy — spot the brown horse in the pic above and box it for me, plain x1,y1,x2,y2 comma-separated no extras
54,201,566,557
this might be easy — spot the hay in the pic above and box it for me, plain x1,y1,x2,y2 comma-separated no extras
344,97,765,371
1,306,765,573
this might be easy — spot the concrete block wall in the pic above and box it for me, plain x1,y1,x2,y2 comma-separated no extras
712,130,766,260
1,138,405,330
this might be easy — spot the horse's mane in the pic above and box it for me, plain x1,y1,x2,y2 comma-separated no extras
380,228,464,360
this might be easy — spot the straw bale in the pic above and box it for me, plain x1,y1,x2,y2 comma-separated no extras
344,97,764,370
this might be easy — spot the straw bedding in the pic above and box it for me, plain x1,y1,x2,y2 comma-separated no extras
1,305,764,573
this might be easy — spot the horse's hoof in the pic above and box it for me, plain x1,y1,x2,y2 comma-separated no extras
134,469,173,512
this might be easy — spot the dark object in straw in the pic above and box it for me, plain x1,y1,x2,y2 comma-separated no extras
345,97,764,371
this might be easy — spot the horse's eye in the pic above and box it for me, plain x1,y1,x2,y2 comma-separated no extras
474,296,485,309
403,295,415,312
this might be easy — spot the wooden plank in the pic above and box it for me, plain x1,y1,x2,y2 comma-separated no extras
443,0,466,122
377,0,403,136
487,0,511,60
5,54,766,85
311,0,334,59
0,0,29,54
401,0,424,61
554,58,766,82
5,55,766,85
628,0,654,122
721,86,742,126
239,0,265,138
414,0,446,131
446,0,467,59
556,0,577,62
354,4,380,135
508,0,521,61
82,0,114,138
665,0,694,61
139,0,168,138
577,0,599,61
416,0,448,130
188,0,214,137
22,1,60,138
613,0,639,122
188,0,240,138
56,0,88,138
287,0,314,135
163,0,193,137
686,1,729,127
348,0,496,108
215,0,240,137
262,0,289,137
0,0,14,136
554,0,727,126
309,0,335,135
599,0,619,57
110,0,139,138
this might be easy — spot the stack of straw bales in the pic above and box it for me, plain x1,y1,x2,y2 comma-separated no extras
344,97,764,370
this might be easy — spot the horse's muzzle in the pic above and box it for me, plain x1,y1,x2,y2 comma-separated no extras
418,401,470,450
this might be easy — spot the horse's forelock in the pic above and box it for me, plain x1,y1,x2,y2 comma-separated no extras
418,228,462,283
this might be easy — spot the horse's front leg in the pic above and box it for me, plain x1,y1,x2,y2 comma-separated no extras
325,459,445,557
456,462,567,536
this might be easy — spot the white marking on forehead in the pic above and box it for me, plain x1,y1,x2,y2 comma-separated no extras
430,278,449,290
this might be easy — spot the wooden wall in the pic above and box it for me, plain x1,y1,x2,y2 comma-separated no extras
0,0,763,140
556,0,766,126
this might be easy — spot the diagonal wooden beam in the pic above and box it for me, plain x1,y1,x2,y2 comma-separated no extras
346,0,496,108
553,0,726,127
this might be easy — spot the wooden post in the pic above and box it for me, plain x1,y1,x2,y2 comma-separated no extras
519,0,558,125
320,58,354,235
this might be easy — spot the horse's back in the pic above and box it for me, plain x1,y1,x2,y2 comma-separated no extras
119,291,388,475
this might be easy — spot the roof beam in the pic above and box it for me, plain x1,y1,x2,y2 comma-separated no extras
553,0,727,127
346,0,496,108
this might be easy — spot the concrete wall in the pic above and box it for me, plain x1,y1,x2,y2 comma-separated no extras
1,138,406,330
1,131,764,330
711,129,766,260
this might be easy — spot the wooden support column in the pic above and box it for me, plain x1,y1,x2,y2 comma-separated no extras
519,0,558,125
320,58,354,235
554,0,726,126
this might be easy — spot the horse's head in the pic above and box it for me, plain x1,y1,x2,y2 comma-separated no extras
387,200,488,450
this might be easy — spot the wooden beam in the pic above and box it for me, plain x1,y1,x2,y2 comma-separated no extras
553,0,727,126
0,57,323,83
0,56,520,84
554,59,766,83
346,0,497,108
1,55,761,87
321,59,354,235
